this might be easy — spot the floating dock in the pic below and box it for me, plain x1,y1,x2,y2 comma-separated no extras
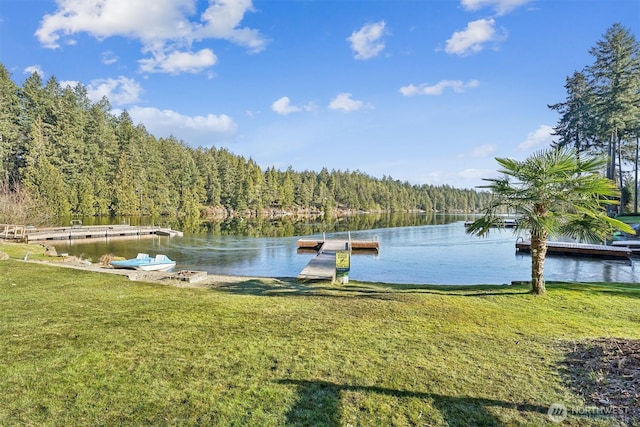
464,218,519,228
610,240,640,253
297,236,379,282
9,224,183,242
516,240,632,259
297,238,379,253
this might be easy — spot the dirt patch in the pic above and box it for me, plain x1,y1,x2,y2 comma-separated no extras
563,338,640,425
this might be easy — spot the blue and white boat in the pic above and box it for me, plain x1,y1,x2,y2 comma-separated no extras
110,253,176,272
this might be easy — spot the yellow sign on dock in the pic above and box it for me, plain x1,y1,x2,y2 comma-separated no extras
336,250,350,272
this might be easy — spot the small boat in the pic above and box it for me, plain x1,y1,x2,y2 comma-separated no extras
110,253,176,271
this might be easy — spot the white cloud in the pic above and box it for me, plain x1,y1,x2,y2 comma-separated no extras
139,48,217,74
347,21,386,60
460,144,498,158
59,76,142,106
35,0,266,74
400,79,479,96
328,93,364,112
271,96,315,115
461,0,532,16
101,51,119,65
517,125,554,151
60,80,79,88
127,106,237,144
87,77,142,105
36,0,195,48
196,0,267,53
272,97,299,115
24,65,44,77
445,18,503,56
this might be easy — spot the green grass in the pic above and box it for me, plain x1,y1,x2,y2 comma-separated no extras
1,243,639,426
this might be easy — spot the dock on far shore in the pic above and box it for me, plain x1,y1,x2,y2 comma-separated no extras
1,224,183,242
297,235,379,282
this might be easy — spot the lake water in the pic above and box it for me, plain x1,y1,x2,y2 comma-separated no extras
50,214,640,285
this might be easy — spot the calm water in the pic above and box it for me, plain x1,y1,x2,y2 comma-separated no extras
51,215,640,285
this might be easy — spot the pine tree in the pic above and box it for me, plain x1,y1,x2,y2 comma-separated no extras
22,117,70,217
0,64,21,185
549,71,597,154
586,23,640,212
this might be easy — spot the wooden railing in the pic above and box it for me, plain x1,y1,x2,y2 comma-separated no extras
0,224,26,240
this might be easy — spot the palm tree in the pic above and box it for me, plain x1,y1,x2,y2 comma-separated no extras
466,147,634,295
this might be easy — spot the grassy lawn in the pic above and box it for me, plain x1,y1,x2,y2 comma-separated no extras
0,243,639,426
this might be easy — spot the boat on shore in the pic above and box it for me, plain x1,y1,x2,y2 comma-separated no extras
110,253,176,271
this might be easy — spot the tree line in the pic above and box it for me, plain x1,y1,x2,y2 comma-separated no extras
0,62,492,226
549,23,640,213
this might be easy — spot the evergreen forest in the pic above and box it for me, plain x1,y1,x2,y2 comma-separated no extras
0,62,491,227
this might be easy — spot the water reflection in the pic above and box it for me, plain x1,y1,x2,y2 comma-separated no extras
51,214,640,285
61,212,471,237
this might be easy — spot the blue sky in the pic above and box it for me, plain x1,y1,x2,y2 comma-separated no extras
1,0,638,189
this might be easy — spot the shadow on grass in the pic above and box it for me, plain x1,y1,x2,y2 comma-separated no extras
212,279,403,301
212,278,534,300
277,379,548,426
212,278,639,300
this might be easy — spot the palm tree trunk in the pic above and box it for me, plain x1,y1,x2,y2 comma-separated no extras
617,131,624,214
607,136,614,180
634,133,638,213
530,234,547,295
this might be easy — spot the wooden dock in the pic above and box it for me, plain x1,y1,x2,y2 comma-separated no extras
297,236,379,282
17,224,183,242
464,218,519,228
516,240,632,259
0,224,26,240
610,240,640,253
297,238,379,253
